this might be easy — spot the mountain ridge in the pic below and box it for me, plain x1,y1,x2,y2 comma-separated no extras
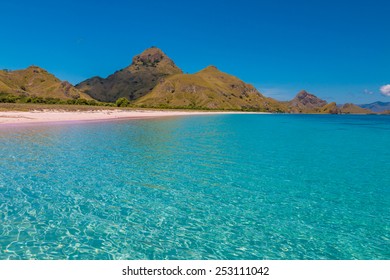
359,101,390,113
0,47,382,114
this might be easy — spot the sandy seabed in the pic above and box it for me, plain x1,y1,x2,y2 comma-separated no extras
0,109,266,125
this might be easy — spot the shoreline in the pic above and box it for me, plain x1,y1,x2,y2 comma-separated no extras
0,109,269,126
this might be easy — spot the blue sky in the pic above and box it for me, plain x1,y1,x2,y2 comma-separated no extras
1,0,389,103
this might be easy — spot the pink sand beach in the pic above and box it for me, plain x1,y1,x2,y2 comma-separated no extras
0,109,267,125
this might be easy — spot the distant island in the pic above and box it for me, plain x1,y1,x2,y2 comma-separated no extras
0,47,388,114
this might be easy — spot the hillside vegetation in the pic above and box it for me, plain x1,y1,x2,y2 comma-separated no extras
134,66,287,112
0,66,92,100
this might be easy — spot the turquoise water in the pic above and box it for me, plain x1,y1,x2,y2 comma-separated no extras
0,114,389,260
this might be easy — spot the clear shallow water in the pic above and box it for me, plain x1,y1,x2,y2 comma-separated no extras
0,114,389,260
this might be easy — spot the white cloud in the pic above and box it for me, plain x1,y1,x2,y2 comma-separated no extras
380,84,390,96
364,89,374,95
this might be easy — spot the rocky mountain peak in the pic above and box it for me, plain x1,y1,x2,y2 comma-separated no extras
287,90,327,112
296,90,312,99
76,47,182,102
131,47,165,67
293,90,327,106
128,47,181,74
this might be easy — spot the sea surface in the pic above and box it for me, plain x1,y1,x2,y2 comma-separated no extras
0,114,389,260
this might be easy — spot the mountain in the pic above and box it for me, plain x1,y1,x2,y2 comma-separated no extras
134,65,287,112
0,66,92,100
288,90,328,113
0,47,377,114
359,101,390,113
286,92,374,114
76,47,182,102
318,102,372,114
339,103,372,114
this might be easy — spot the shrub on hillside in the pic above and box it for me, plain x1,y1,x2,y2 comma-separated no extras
116,97,130,107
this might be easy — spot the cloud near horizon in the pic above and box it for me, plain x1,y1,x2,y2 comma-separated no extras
380,84,390,96
364,89,374,95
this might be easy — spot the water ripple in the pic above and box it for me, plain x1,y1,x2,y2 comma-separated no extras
0,115,389,259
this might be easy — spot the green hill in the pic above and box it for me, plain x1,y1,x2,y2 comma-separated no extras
339,103,372,114
76,47,182,102
0,66,92,100
134,65,287,112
